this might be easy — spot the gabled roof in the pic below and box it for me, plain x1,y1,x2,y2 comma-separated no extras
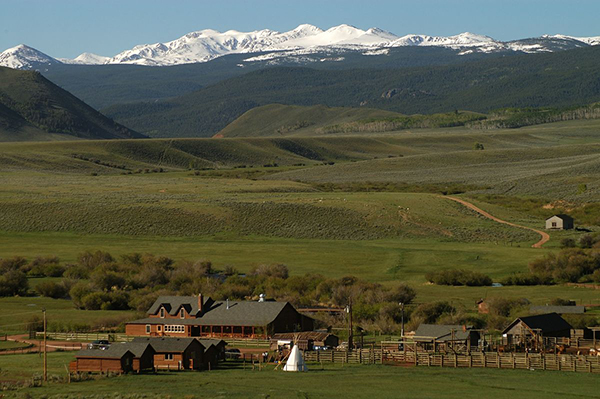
76,342,152,359
502,313,573,334
147,295,210,316
530,305,585,315
131,337,205,353
546,214,573,221
135,298,293,327
197,338,227,348
413,324,474,342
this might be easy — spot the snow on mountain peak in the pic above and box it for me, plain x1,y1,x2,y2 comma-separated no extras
2,25,600,70
0,44,58,69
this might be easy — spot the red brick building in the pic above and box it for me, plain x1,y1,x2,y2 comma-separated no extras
125,295,313,339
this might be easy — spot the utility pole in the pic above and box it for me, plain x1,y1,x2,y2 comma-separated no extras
399,302,405,338
346,298,353,350
43,308,47,382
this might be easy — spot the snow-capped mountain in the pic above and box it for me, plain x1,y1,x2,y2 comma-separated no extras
0,44,60,70
60,53,110,65
1,25,599,69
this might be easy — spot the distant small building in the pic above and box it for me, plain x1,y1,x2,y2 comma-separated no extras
530,305,585,315
476,299,489,314
545,215,574,230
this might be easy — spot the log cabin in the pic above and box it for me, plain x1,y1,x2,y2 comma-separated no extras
125,294,314,339
131,337,206,370
69,343,154,373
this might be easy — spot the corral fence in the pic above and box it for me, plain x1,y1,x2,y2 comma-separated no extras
35,332,270,347
382,350,600,373
304,349,382,365
36,332,134,342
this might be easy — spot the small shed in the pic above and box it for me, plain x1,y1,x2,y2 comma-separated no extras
69,343,154,373
545,215,574,230
132,337,206,370
412,324,480,352
270,332,339,351
502,313,573,350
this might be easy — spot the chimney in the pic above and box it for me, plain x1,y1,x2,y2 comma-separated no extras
462,325,467,333
226,299,230,310
197,293,203,314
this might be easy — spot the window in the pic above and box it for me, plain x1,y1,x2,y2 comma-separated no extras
180,308,185,319
160,308,165,318
552,222,557,228
145,324,151,334
165,354,174,360
158,325,162,332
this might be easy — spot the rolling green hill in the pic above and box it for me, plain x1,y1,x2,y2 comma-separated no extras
215,104,405,137
103,46,600,138
0,66,145,142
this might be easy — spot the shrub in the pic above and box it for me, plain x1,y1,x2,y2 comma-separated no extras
0,270,29,296
385,284,416,304
425,269,492,286
550,298,576,306
0,256,28,274
411,301,456,324
35,281,69,299
249,264,289,279
560,238,576,248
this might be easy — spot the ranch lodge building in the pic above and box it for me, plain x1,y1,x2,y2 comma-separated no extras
126,294,314,339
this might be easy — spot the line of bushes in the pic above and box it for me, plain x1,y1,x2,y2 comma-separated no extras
425,269,493,286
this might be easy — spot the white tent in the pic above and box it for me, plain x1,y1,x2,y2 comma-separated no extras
283,344,308,372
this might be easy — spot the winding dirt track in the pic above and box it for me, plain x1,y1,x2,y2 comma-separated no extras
442,196,550,248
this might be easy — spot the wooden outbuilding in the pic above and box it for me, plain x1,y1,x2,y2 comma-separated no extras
69,343,154,373
502,313,573,350
545,215,574,230
132,337,206,370
412,324,480,353
270,332,339,351
125,294,314,339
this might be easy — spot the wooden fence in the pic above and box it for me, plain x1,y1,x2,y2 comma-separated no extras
36,332,134,342
382,350,600,373
304,349,382,365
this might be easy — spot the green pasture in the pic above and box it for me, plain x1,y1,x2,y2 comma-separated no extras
1,352,599,399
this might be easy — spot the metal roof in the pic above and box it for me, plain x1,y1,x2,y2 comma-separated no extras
131,337,204,353
76,342,152,359
148,295,210,316
413,324,474,342
502,313,573,334
135,298,291,326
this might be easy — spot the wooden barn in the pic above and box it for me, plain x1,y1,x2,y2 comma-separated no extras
412,324,480,353
125,294,314,339
69,343,154,373
270,331,339,351
198,338,227,362
545,215,574,230
132,337,206,370
502,313,573,351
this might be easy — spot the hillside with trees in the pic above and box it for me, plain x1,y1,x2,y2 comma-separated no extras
0,66,145,142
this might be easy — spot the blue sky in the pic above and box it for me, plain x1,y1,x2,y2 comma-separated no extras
1,0,600,58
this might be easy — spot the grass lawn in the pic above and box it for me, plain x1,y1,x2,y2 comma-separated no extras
0,341,31,351
0,352,599,399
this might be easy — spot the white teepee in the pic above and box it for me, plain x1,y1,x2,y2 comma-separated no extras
283,344,308,372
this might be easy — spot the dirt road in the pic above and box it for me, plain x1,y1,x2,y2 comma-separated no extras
443,196,550,248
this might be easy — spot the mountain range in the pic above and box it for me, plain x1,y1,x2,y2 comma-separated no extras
1,24,600,69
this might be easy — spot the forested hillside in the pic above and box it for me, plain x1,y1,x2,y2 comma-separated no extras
0,67,145,141
102,46,600,137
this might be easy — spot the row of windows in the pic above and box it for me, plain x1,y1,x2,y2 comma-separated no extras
145,324,186,334
164,325,185,333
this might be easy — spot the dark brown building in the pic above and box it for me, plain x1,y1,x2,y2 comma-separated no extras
132,337,206,370
502,313,573,349
126,295,314,339
69,343,154,373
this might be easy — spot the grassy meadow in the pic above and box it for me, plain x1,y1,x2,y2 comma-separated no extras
1,352,600,399
1,119,600,335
